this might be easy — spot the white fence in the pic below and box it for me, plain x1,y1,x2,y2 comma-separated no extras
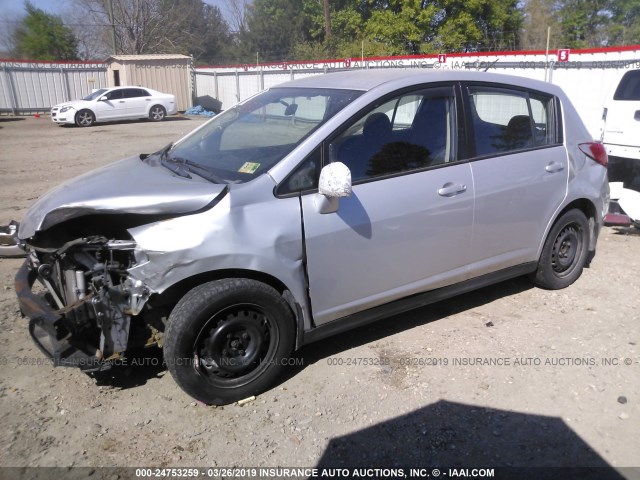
2,47,640,139
195,46,640,138
0,60,108,114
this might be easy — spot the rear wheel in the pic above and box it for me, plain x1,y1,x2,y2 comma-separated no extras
164,279,295,405
75,109,95,127
149,105,166,121
533,209,589,289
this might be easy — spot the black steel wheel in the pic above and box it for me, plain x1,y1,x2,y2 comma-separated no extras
149,105,166,121
75,109,95,127
164,279,295,405
533,209,590,289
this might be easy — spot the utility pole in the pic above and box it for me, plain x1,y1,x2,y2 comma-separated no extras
323,0,331,39
544,26,550,82
108,0,117,55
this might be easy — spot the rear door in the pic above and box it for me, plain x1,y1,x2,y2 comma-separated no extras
300,85,475,325
464,84,567,277
123,88,150,117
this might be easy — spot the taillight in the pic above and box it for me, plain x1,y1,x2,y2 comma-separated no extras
578,142,608,168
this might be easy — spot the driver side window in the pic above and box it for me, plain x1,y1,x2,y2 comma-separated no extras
329,86,458,182
105,90,123,100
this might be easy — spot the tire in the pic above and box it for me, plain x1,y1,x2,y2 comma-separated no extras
75,109,95,127
164,279,295,405
533,209,590,290
149,105,166,122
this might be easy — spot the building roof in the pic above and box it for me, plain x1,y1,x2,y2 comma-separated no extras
107,54,191,62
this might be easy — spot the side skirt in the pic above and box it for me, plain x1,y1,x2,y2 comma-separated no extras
302,262,538,346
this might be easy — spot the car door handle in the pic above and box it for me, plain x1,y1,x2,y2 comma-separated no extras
438,183,467,197
145,98,151,101
545,162,564,173
118,100,125,103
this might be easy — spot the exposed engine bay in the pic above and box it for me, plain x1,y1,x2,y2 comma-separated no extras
18,223,166,371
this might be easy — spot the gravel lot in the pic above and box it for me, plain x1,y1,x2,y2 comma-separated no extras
0,116,638,477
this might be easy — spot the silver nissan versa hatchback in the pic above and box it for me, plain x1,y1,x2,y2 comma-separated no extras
12,70,608,404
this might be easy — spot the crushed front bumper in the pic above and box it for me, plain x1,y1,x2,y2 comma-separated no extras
0,221,26,258
15,259,108,372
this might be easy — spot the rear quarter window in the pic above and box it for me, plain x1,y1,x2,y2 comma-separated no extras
613,70,640,101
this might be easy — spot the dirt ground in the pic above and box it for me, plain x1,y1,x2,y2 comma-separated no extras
0,116,638,477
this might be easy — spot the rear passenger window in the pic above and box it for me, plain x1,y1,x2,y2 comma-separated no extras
330,86,458,182
468,87,556,157
122,88,145,98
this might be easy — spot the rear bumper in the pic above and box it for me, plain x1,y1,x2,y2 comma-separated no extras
15,259,107,372
604,144,640,161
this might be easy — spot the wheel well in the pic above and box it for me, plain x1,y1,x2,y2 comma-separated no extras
151,269,290,307
554,198,598,251
150,269,302,348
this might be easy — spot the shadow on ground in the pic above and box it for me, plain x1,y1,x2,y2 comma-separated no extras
90,346,167,390
612,226,640,236
314,400,625,478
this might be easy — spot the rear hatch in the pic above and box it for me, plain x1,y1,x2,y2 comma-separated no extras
602,70,640,148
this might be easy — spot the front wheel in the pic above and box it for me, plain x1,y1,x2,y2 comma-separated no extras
75,109,95,127
149,105,166,121
532,209,590,289
164,279,295,405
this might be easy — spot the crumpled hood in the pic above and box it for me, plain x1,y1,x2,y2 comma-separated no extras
19,155,227,239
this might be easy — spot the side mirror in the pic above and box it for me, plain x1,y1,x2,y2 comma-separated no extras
318,162,352,198
315,162,352,214
99,95,108,101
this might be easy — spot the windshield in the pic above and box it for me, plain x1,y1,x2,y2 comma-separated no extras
83,89,108,101
159,87,362,184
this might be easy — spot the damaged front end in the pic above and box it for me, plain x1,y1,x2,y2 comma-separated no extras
16,231,158,372
12,154,228,372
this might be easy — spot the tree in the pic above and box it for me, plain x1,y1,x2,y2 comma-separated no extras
327,0,523,55
364,0,437,55
13,1,79,60
69,0,232,62
221,0,250,33
427,0,523,52
556,0,609,48
157,0,233,64
520,0,559,50
606,0,640,45
242,0,316,61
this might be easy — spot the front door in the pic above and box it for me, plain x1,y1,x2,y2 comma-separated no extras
94,89,124,120
302,85,475,325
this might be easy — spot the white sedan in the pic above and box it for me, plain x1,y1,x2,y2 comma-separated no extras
51,86,177,127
